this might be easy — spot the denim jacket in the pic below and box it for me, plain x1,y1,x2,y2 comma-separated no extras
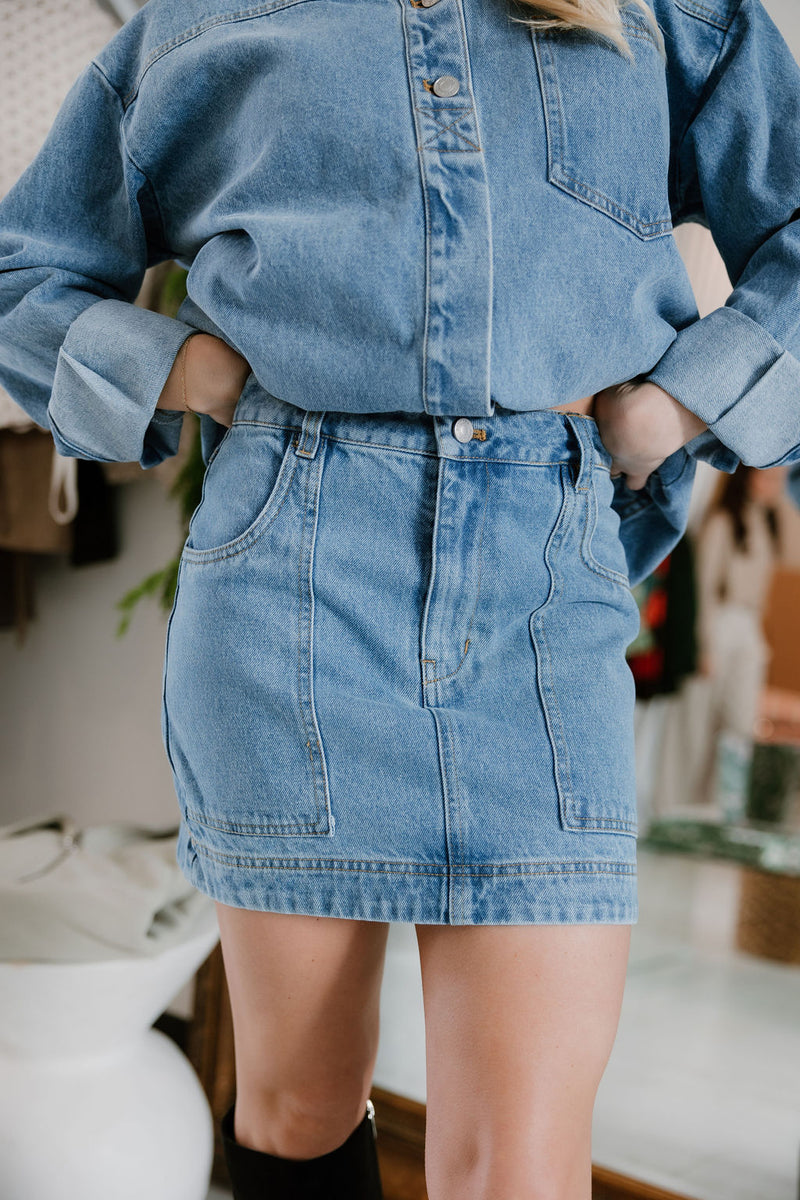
0,0,799,585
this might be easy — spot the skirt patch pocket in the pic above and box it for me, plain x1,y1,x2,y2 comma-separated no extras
529,463,641,837
163,423,334,840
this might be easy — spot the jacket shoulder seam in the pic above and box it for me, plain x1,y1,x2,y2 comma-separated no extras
87,58,125,106
116,0,316,110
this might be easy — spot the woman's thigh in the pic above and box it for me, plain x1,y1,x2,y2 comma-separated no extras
415,922,632,1200
215,902,390,1156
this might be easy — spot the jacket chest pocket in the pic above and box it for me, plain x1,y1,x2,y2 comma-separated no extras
531,11,673,240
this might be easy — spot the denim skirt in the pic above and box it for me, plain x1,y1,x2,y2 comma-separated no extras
162,380,641,925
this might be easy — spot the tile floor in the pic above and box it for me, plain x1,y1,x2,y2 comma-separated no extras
206,846,800,1200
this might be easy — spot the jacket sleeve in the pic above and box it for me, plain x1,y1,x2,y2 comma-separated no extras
0,59,199,468
643,0,800,471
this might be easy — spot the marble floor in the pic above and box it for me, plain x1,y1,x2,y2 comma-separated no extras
206,845,800,1200
593,850,800,1199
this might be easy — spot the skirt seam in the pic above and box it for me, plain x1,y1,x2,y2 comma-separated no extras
189,842,637,876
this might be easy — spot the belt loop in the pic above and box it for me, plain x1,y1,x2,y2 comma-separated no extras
562,412,592,493
294,409,326,459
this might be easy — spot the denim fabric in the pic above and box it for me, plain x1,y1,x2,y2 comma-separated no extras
165,385,639,923
1,0,799,584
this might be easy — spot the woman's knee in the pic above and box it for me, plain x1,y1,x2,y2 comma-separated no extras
233,1078,374,1159
214,906,389,1155
425,1121,593,1200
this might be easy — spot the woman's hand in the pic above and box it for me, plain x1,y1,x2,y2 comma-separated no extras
156,333,252,428
593,379,709,491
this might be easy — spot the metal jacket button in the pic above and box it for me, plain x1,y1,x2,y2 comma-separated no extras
452,417,474,443
432,75,460,97
414,0,442,6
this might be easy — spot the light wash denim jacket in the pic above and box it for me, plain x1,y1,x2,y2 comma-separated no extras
1,0,799,584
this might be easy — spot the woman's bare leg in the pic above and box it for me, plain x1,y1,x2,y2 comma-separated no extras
415,922,632,1200
215,902,390,1159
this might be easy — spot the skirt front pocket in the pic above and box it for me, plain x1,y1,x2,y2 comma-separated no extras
181,418,299,563
581,440,633,589
162,418,334,841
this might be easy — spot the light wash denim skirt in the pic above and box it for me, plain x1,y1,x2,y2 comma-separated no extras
163,380,641,925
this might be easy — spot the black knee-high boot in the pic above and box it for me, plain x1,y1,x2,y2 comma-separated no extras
220,1098,384,1199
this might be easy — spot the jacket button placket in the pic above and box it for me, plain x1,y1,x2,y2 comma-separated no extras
402,0,494,419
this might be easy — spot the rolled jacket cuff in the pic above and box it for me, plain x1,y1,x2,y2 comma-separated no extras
643,306,800,470
47,298,197,468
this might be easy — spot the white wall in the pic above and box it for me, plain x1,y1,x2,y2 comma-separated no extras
763,0,800,55
0,471,186,831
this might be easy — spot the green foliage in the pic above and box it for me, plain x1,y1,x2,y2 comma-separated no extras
115,558,180,638
158,265,189,319
115,415,206,636
167,402,207,527
114,263,207,638
746,744,800,825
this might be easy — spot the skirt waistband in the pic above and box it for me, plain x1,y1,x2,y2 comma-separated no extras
230,379,609,468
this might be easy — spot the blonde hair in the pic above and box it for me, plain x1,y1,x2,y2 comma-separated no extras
508,0,666,61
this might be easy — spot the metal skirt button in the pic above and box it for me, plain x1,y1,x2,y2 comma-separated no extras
432,75,460,97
